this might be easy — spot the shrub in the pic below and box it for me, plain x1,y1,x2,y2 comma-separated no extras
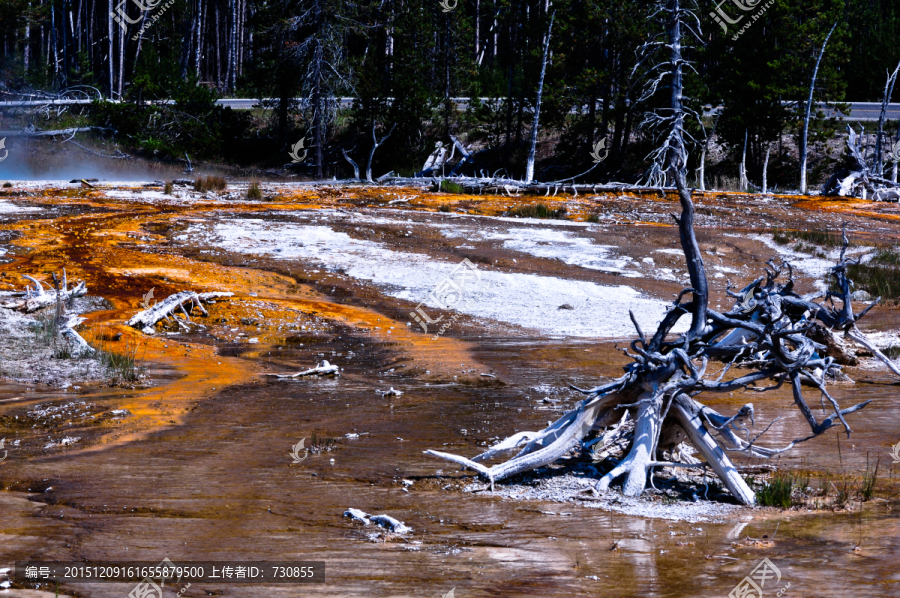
246,181,263,200
164,181,173,194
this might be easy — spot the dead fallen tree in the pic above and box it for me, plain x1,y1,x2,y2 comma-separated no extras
0,270,94,353
425,0,879,506
0,126,104,137
823,125,900,200
0,270,87,313
126,290,233,333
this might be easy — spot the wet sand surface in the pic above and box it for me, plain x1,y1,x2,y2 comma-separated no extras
0,183,899,597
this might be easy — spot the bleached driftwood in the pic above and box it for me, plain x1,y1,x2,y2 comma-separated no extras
824,125,900,199
59,315,95,354
0,271,87,313
266,360,339,378
343,508,411,533
126,290,233,333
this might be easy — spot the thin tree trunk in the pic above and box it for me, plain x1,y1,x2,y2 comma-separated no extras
762,146,770,194
313,27,324,179
366,122,397,182
875,61,900,177
215,2,221,88
739,129,748,190
51,0,58,77
799,22,837,195
194,0,203,79
667,0,707,339
24,1,31,72
108,0,114,97
698,150,705,191
117,11,125,96
525,12,554,184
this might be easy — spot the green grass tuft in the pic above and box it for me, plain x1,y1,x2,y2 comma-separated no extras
508,203,567,219
439,180,466,194
756,471,808,508
246,181,263,200
846,248,900,302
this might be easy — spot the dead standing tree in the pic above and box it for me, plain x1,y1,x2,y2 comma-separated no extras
425,0,876,506
799,22,837,195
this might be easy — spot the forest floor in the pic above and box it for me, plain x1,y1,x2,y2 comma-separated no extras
0,179,898,597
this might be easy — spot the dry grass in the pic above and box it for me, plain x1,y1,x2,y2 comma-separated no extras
194,175,227,192
164,181,174,194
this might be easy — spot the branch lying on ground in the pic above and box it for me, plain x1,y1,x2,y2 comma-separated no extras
126,290,233,333
266,360,339,378
0,270,87,313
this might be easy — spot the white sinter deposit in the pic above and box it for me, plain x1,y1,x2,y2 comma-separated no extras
179,218,686,338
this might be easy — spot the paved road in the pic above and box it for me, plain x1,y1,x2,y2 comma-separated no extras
2,98,899,120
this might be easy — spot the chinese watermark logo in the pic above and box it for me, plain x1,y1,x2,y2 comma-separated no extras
0,138,8,163
589,138,609,163
890,439,900,464
289,438,309,464
409,258,482,340
289,138,308,163
140,288,156,310
710,0,772,40
438,0,458,12
0,438,7,463
122,0,178,41
888,140,900,164
126,558,189,598
729,558,790,598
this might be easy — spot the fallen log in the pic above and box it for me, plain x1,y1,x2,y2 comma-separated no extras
0,127,102,137
126,290,233,333
0,271,87,313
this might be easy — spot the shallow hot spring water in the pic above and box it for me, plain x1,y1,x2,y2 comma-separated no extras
0,182,898,597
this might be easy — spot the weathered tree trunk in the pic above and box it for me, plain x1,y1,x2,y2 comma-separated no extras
107,0,114,97
875,61,900,177
342,148,360,179
524,12,554,184
799,22,837,195
762,146,770,194
739,130,749,191
366,122,397,183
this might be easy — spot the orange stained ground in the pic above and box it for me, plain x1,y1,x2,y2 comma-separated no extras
2,183,899,450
